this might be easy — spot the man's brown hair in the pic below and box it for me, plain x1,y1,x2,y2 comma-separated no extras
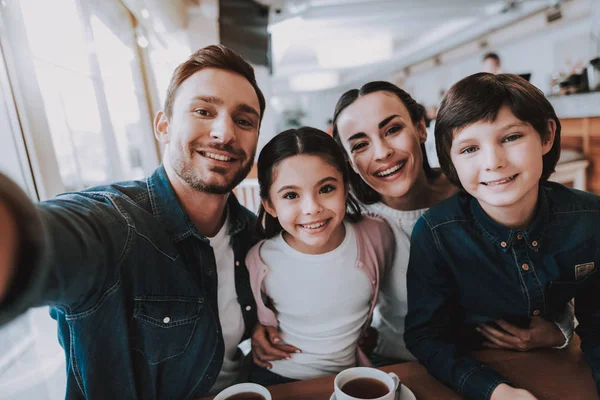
163,44,265,124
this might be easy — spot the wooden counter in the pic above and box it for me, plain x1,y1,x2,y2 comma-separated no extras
202,335,598,400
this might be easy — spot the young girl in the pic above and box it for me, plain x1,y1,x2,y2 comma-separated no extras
246,127,394,385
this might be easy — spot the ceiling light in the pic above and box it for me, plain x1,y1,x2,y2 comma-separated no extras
289,71,339,92
315,36,392,69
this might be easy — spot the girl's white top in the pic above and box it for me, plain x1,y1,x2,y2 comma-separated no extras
260,222,372,379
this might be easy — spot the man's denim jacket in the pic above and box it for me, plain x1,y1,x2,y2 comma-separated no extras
404,182,600,400
0,166,259,399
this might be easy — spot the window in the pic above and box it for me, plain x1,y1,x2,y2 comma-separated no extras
16,0,158,191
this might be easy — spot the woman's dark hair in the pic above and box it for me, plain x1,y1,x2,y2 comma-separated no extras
331,81,440,204
435,73,561,189
256,127,362,238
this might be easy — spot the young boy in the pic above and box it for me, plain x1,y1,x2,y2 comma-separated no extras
404,73,599,400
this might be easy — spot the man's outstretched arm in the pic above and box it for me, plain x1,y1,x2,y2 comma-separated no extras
0,172,130,325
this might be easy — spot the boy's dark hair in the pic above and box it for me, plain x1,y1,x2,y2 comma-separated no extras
435,73,561,188
164,45,265,125
331,81,440,204
256,127,362,238
482,52,501,64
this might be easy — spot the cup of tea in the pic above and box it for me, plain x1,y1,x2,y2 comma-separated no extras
213,383,272,400
334,367,400,400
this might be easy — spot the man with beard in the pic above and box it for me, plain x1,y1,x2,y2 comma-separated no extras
0,45,265,399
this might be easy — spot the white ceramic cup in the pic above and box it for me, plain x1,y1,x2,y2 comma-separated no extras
213,383,272,400
334,367,400,400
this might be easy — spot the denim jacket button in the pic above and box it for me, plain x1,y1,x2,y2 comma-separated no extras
532,309,540,316
516,233,523,240
522,263,530,271
532,240,538,247
501,241,507,248
235,261,240,266
245,305,252,311
163,317,171,324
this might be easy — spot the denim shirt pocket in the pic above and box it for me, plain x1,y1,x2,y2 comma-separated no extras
131,296,204,364
546,269,598,308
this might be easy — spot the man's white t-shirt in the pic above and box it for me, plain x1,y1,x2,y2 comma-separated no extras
259,222,372,380
208,215,246,394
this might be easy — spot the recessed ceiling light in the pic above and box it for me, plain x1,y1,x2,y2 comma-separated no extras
289,71,340,92
315,36,393,69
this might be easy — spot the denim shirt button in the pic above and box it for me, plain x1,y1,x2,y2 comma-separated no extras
245,305,252,311
163,317,171,324
522,263,530,271
500,241,507,248
235,260,240,266
516,233,523,240
532,309,540,316
532,240,538,247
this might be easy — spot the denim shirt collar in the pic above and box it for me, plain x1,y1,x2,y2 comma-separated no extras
146,165,252,243
470,186,549,252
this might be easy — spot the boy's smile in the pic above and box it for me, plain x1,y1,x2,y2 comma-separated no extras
481,173,518,187
450,106,555,228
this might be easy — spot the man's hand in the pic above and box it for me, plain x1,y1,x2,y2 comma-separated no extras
250,323,301,369
0,200,18,302
478,317,565,351
490,383,538,400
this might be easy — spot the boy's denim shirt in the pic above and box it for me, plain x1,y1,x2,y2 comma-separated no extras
404,181,600,400
0,165,260,399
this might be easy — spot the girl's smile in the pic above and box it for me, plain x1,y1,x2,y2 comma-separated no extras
263,154,348,255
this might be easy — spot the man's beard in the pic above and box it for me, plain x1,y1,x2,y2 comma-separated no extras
172,144,254,195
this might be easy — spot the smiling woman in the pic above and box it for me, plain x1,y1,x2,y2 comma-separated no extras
329,81,456,365
332,82,449,210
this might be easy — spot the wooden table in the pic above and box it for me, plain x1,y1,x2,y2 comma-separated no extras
202,335,598,399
